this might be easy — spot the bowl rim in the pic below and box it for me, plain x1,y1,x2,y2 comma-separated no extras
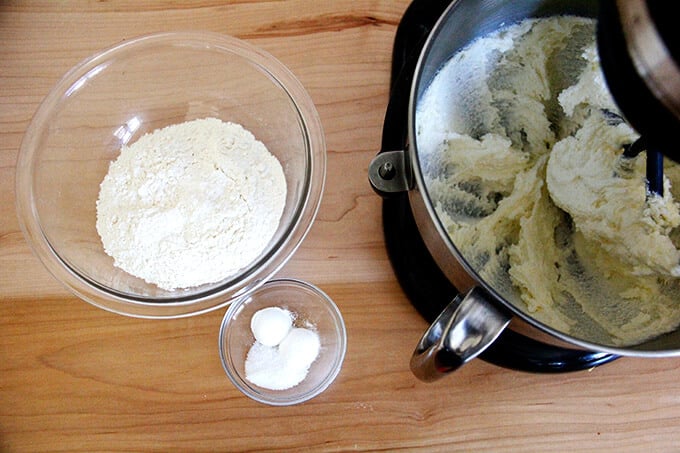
15,31,326,318
218,278,347,406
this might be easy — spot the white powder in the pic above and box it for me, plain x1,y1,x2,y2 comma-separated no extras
244,307,320,390
250,306,293,347
96,117,286,290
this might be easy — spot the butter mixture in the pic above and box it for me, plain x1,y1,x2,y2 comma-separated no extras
416,16,680,346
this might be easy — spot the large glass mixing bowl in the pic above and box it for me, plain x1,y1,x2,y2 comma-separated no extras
15,32,326,318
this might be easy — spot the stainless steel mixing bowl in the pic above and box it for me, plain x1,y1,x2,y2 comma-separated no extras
370,0,680,381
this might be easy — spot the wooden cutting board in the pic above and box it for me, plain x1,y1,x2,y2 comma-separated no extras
1,1,679,451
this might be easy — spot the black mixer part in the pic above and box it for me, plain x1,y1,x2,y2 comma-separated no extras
597,0,680,160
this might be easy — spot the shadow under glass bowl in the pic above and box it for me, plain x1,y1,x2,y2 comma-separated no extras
15,31,326,318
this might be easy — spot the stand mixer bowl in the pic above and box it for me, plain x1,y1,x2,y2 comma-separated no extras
369,0,680,381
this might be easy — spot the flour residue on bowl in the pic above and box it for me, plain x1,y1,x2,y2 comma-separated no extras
96,117,286,290
416,16,680,346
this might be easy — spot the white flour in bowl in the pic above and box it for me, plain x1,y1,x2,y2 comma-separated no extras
96,117,286,290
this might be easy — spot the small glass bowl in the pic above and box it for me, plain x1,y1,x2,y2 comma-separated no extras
219,278,346,406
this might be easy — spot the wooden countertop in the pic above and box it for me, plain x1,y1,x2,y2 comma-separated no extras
1,1,679,451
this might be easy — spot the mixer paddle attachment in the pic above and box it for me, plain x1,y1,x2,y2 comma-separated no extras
622,136,664,197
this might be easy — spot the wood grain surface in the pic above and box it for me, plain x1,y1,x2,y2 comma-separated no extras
1,1,679,451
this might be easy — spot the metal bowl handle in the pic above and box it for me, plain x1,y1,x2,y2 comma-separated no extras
410,287,512,381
